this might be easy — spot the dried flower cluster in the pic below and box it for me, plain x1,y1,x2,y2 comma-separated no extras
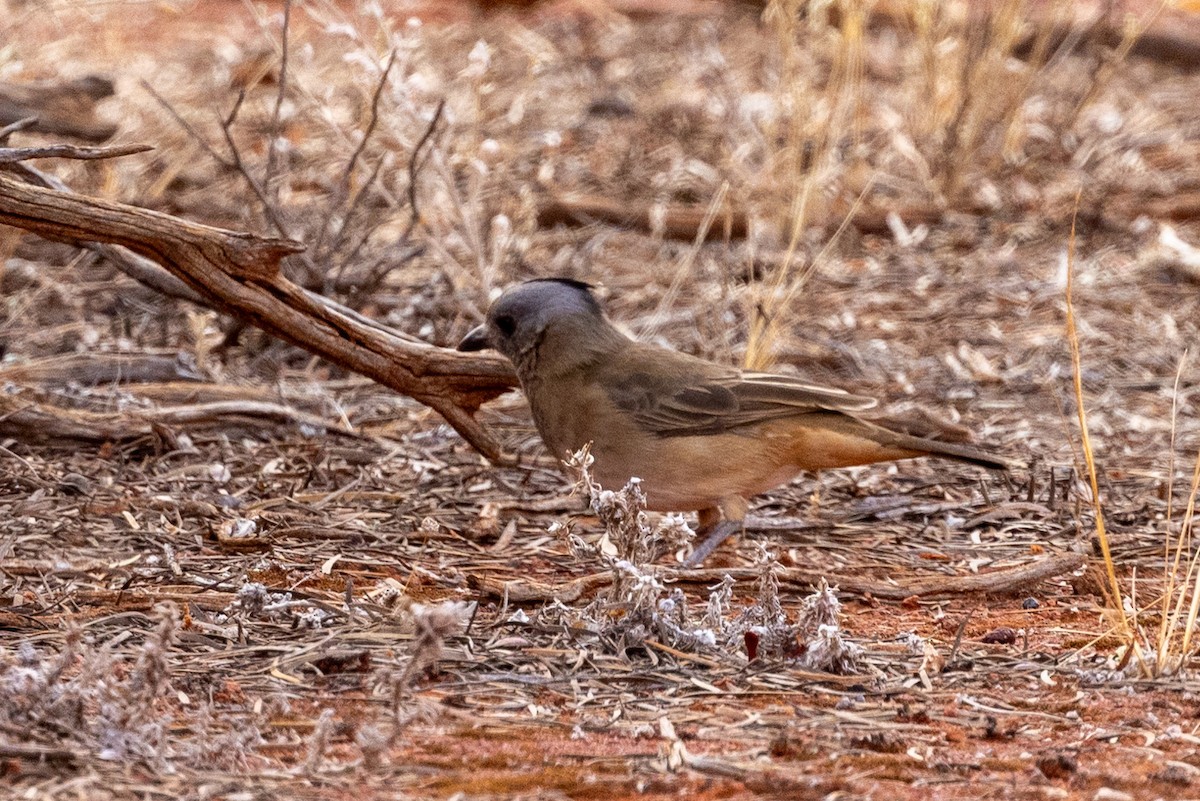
552,448,860,672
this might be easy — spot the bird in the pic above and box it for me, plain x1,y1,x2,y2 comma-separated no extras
458,278,1012,565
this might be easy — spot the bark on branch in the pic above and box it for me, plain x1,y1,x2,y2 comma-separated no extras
0,170,519,460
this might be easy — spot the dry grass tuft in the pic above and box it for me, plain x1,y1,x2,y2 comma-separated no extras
1066,190,1200,679
746,0,1133,370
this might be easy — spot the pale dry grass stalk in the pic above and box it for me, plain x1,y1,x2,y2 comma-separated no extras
936,0,1029,195
745,0,1082,370
748,0,868,370
1143,349,1200,675
997,2,1069,162
1064,190,1134,647
1067,4,1161,130
1066,186,1200,677
1158,445,1200,673
642,181,731,338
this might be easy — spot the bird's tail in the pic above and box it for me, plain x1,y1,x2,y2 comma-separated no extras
788,412,1015,471
858,420,1015,471
875,427,1015,470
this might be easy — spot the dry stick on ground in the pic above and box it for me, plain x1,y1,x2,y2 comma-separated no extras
0,391,361,444
0,160,518,460
0,143,152,163
0,352,199,386
470,551,1087,602
536,193,945,242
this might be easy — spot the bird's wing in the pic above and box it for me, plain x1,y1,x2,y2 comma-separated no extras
602,348,877,437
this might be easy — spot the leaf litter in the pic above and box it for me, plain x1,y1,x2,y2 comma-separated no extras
2,1,1200,798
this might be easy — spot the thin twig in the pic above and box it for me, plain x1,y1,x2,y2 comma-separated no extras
947,610,973,666
141,80,231,167
0,115,38,142
215,90,321,284
263,0,292,193
402,98,446,241
331,156,389,276
341,50,397,193
322,53,401,291
312,50,397,262
0,143,153,163
218,90,291,239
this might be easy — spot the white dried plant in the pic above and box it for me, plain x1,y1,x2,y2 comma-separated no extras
556,448,861,672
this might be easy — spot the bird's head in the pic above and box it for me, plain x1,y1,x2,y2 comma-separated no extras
457,278,611,369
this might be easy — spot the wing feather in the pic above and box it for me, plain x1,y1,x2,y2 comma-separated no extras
602,349,877,437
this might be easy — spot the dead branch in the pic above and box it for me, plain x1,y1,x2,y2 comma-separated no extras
1010,8,1200,71
0,389,360,444
683,552,1087,599
1136,191,1200,222
470,552,1086,602
468,572,612,603
536,193,944,242
0,75,117,142
0,353,197,386
0,169,518,459
92,239,209,304
0,742,82,767
0,143,152,163
537,193,750,241
845,1,1200,71
9,160,207,304
131,382,309,406
70,588,238,612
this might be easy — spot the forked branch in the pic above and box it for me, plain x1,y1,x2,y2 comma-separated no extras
0,167,518,460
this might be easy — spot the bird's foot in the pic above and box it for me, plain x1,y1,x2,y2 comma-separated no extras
684,520,742,567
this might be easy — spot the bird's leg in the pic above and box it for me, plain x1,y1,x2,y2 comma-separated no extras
684,497,748,567
685,520,743,566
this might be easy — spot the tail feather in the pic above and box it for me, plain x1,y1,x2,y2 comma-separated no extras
869,425,1015,471
807,412,1016,471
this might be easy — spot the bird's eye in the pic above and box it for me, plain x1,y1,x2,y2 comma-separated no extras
494,314,516,337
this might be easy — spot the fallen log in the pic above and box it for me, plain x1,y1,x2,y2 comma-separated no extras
0,352,199,386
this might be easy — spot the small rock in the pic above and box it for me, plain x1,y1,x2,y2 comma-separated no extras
1093,789,1134,801
834,693,863,710
1022,597,1040,609
981,627,1018,644
58,473,91,495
